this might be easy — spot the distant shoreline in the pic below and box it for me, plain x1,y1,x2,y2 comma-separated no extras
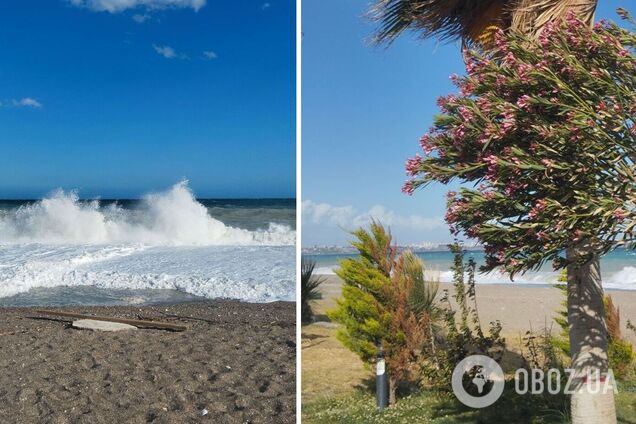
303,245,633,254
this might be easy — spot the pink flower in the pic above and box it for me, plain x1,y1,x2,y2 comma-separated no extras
535,199,548,211
484,124,501,141
517,64,532,83
458,106,474,122
613,208,626,222
541,159,556,168
495,75,507,88
501,108,517,133
436,96,449,112
483,155,499,167
466,225,480,237
573,229,585,242
405,154,422,176
476,97,492,114
453,125,466,141
508,259,521,268
528,199,548,220
494,29,506,49
402,180,415,196
459,81,475,96
516,95,531,109
504,182,517,196
419,134,435,154
504,52,516,66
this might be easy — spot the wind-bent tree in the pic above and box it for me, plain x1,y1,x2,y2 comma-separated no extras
397,14,635,423
328,222,439,405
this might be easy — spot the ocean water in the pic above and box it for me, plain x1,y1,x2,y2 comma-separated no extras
305,248,636,290
0,181,295,306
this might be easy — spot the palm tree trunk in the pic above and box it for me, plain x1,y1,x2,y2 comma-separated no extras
566,241,616,424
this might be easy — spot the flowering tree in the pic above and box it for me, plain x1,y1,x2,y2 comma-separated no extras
403,13,635,423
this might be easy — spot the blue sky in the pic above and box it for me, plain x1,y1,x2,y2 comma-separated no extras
302,0,626,246
0,0,295,199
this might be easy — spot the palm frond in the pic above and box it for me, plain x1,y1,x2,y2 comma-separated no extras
301,257,324,302
510,0,598,38
370,0,599,46
400,251,439,318
369,0,507,45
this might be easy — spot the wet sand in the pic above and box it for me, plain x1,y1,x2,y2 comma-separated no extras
0,301,295,423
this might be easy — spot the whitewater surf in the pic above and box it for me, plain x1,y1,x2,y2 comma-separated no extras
0,181,296,305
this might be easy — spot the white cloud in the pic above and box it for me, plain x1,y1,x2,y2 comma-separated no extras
302,200,356,227
13,98,42,108
132,13,149,22
69,0,205,13
202,50,217,60
153,44,187,59
302,200,443,231
261,2,271,10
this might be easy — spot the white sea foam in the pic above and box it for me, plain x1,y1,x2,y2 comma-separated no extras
605,266,636,289
0,180,294,246
0,244,295,302
316,265,636,290
0,181,296,303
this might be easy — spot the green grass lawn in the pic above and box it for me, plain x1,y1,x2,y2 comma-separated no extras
302,324,636,423
303,385,636,424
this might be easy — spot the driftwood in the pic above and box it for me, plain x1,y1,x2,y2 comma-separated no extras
35,310,187,332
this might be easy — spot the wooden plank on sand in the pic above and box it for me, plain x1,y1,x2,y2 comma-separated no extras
35,310,187,332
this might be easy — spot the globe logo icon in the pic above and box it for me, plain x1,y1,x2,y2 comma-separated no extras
451,355,505,408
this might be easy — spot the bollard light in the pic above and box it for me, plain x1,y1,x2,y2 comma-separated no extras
376,346,388,410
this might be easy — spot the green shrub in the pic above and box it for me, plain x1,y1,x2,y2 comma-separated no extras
609,339,636,379
423,244,506,387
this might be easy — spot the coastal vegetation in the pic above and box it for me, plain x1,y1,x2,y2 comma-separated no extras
328,222,439,405
302,257,325,324
303,225,636,422
398,11,636,422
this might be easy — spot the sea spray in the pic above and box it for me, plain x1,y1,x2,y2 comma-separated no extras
0,181,295,246
0,181,296,303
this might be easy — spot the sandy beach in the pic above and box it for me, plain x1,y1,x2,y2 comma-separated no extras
0,301,296,424
312,275,636,344
302,275,636,404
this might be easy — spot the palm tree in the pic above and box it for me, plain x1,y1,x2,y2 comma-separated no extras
301,257,324,324
370,1,618,423
371,0,597,47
